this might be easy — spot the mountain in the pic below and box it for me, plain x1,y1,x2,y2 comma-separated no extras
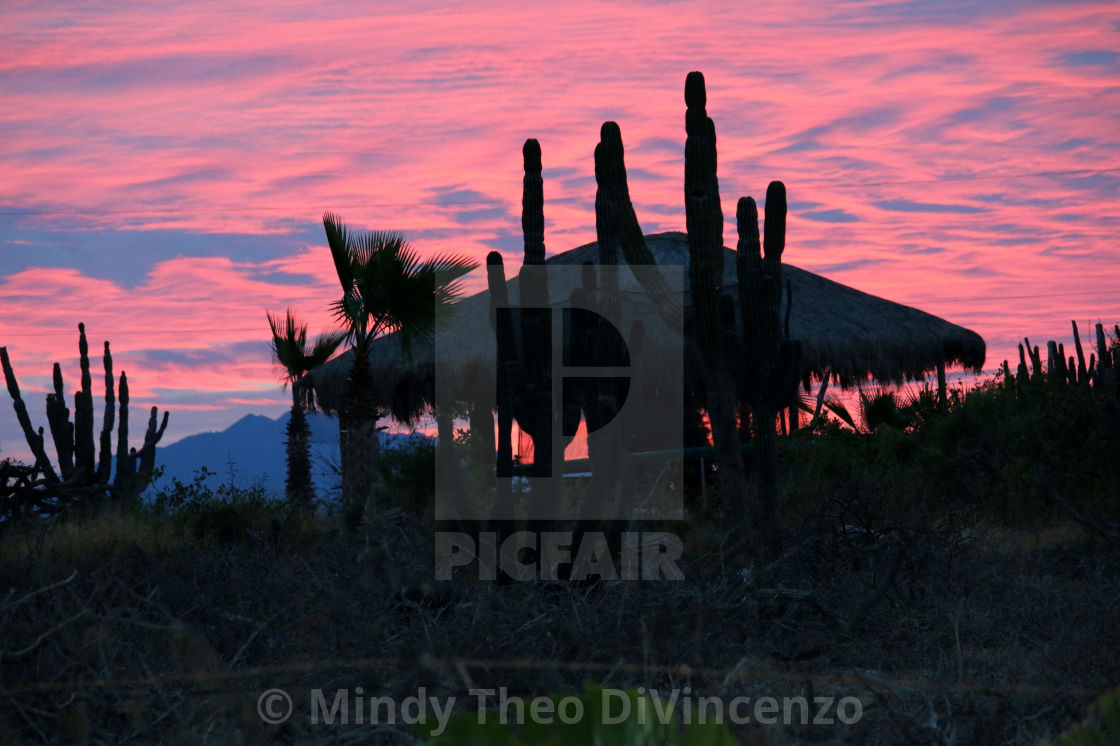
147,411,429,501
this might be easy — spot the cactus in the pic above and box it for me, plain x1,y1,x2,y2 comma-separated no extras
515,139,558,482
489,137,659,512
487,141,572,505
577,73,804,549
1072,320,1088,384
593,122,683,332
680,71,753,540
1016,343,1030,384
683,71,725,371
1,323,169,514
485,73,811,550
1023,338,1044,380
1096,323,1111,371
1047,341,1064,383
735,188,803,535
487,250,517,505
1095,322,1119,393
1012,321,1119,396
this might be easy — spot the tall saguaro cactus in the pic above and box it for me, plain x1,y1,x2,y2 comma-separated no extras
484,73,804,552
736,188,803,531
593,123,683,332
516,139,557,482
1,323,169,512
487,140,566,507
578,73,803,549
490,139,637,508
682,71,751,539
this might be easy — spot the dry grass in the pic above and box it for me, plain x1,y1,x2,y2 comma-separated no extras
1,502,1117,745
0,507,184,564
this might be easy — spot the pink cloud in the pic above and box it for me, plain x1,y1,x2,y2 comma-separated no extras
1,0,1118,451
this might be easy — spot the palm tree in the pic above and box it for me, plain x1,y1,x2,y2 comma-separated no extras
322,213,474,532
267,309,344,517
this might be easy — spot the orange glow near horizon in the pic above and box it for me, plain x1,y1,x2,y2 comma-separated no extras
1,1,1118,457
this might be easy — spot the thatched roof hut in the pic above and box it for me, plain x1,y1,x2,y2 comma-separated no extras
304,231,985,416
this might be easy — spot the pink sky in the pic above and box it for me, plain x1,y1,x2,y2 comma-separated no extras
2,0,1118,458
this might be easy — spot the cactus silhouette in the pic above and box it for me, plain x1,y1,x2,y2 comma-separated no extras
483,73,805,552
487,140,571,512
680,71,755,541
1,323,168,513
1005,321,1119,394
734,188,803,533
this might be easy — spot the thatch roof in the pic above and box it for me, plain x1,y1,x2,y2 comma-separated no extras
305,231,985,415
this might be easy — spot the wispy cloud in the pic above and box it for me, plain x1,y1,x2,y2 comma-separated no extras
800,208,860,223
0,0,1117,447
873,199,989,214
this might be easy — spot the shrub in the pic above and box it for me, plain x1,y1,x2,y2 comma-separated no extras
149,467,310,547
785,368,1120,528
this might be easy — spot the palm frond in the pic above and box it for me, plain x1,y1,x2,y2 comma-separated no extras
267,309,345,411
267,309,310,384
823,399,858,431
322,212,355,293
308,331,346,369
352,229,409,271
813,369,831,420
319,215,477,390
424,253,476,308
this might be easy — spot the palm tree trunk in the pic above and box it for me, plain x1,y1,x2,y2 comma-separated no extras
340,350,380,532
286,396,314,517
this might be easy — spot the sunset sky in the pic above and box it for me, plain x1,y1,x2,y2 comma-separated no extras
2,0,1118,459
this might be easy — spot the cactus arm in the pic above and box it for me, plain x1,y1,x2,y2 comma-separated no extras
1047,341,1060,382
114,371,134,488
3,326,167,506
135,406,168,481
680,72,753,543
1,347,60,482
45,362,75,479
1096,323,1109,369
73,323,96,480
594,122,683,331
684,71,725,372
487,251,516,481
1024,338,1043,379
515,140,555,477
522,139,546,266
97,341,115,485
737,196,765,398
1072,320,1088,383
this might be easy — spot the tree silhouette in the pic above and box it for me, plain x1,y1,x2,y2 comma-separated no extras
322,213,474,532
267,309,344,517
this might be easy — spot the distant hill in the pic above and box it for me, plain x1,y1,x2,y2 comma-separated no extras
147,411,429,501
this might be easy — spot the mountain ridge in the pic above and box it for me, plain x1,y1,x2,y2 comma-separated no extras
149,411,428,500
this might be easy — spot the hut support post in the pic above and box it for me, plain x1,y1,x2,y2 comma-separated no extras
936,361,947,409
435,409,459,500
469,400,495,478
486,253,515,510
